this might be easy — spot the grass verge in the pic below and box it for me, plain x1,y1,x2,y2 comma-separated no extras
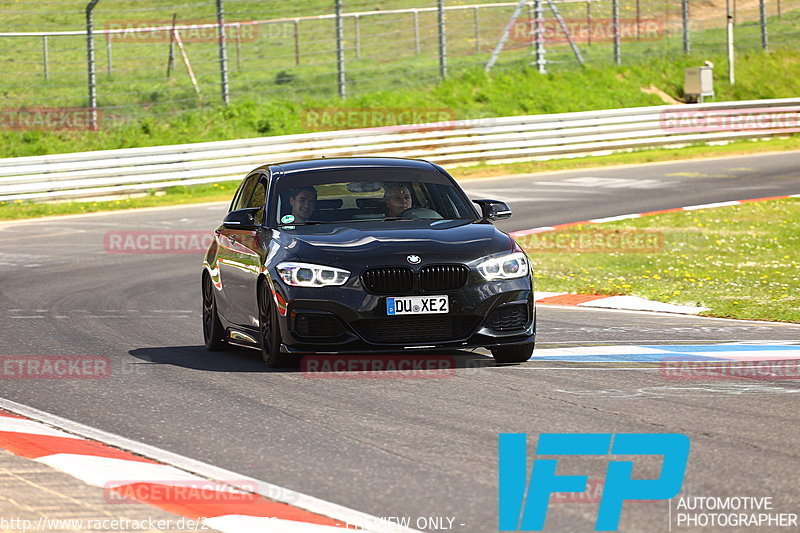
2,44,800,158
520,198,800,323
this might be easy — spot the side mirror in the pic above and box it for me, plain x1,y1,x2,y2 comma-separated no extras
222,207,261,230
472,199,512,221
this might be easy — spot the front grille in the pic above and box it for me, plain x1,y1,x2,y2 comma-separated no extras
419,265,469,291
293,313,346,338
353,315,482,344
485,304,529,331
361,267,414,294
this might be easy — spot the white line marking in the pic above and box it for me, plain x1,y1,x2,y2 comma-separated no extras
0,417,84,439
537,304,800,326
536,340,799,344
487,364,800,371
588,214,642,223
682,201,743,210
529,346,672,357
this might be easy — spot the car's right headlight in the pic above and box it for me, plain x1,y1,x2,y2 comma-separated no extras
475,251,530,281
276,262,350,287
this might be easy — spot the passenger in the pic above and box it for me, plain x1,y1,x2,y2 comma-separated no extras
383,183,412,218
288,186,317,224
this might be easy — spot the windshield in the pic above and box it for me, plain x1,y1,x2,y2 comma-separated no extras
272,168,477,226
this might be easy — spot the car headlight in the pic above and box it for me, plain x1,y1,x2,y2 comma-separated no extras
276,262,350,287
476,251,529,281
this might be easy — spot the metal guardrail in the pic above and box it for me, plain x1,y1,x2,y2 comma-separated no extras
1,98,798,202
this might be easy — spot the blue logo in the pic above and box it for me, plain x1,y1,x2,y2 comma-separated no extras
498,433,690,531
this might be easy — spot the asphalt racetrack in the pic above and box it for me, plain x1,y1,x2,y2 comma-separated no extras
1,151,799,532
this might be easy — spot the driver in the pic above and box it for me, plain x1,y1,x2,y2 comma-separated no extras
383,183,412,218
288,186,317,223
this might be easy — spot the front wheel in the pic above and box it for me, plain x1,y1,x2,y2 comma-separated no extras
202,273,227,351
258,281,294,368
491,342,534,364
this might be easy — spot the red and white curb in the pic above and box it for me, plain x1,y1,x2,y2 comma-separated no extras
0,402,419,533
533,292,709,314
520,193,800,316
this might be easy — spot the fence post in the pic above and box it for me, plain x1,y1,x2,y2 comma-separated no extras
473,6,480,53
105,31,112,77
534,0,546,73
336,0,346,97
413,10,420,54
759,0,768,50
726,0,735,84
682,0,690,53
355,15,361,59
438,0,447,78
216,0,230,105
636,0,641,40
86,0,100,130
612,0,620,64
294,19,300,65
167,13,176,77
586,2,591,46
43,36,49,81
234,22,241,70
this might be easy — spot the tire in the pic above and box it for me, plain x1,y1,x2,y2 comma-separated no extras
258,281,295,368
202,273,227,351
491,342,534,364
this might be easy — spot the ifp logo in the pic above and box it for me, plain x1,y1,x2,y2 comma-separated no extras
498,433,690,531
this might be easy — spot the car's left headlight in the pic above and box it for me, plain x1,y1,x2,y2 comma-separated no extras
476,251,530,281
276,262,350,287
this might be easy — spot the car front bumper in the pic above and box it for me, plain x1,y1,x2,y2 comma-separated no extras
270,276,536,354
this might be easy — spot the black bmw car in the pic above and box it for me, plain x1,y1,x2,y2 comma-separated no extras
202,157,535,367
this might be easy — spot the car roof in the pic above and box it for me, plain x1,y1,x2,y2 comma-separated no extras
254,157,442,176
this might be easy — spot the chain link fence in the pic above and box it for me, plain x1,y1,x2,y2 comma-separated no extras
0,0,798,129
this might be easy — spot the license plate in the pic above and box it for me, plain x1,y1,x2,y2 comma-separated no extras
387,295,449,315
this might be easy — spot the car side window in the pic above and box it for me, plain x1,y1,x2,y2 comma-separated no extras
230,175,259,213
228,181,246,213
243,179,267,224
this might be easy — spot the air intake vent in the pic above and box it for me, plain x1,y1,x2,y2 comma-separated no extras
361,267,414,294
419,265,469,291
485,304,529,331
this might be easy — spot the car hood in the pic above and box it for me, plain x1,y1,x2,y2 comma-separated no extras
273,220,512,268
